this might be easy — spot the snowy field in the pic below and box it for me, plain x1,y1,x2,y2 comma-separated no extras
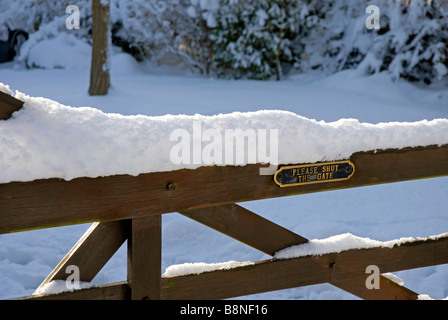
0,47,448,300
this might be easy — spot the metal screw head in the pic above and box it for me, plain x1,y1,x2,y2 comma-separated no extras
166,182,176,191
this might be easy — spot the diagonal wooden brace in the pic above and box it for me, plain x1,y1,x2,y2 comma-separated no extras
36,216,163,300
35,220,127,293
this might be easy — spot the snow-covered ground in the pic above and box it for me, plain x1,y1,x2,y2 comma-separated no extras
0,46,447,300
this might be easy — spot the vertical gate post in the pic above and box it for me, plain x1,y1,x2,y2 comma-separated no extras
127,215,162,300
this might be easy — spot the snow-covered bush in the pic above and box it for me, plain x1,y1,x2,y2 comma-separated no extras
26,32,92,70
212,0,316,80
9,0,216,74
4,0,448,84
113,0,217,74
5,0,91,68
302,0,448,84
0,0,76,34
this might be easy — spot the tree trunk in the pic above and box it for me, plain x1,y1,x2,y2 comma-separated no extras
275,29,284,81
89,0,110,96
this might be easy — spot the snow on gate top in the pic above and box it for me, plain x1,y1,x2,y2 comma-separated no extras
1,82,447,184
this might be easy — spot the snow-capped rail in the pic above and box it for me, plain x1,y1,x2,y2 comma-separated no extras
1,92,448,300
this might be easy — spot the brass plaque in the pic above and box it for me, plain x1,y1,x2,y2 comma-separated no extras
274,160,355,187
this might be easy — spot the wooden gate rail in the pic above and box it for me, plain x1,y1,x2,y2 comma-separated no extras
1,93,448,300
27,233,448,300
1,144,447,235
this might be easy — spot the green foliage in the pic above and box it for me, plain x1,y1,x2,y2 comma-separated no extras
211,0,308,80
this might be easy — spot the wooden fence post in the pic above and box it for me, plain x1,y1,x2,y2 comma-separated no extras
127,215,162,300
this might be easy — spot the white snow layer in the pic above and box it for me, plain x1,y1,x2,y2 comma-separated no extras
1,82,448,184
382,273,405,286
32,280,94,296
273,232,448,259
162,260,255,278
417,294,448,300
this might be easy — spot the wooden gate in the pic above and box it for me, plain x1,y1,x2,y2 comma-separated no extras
1,91,447,300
